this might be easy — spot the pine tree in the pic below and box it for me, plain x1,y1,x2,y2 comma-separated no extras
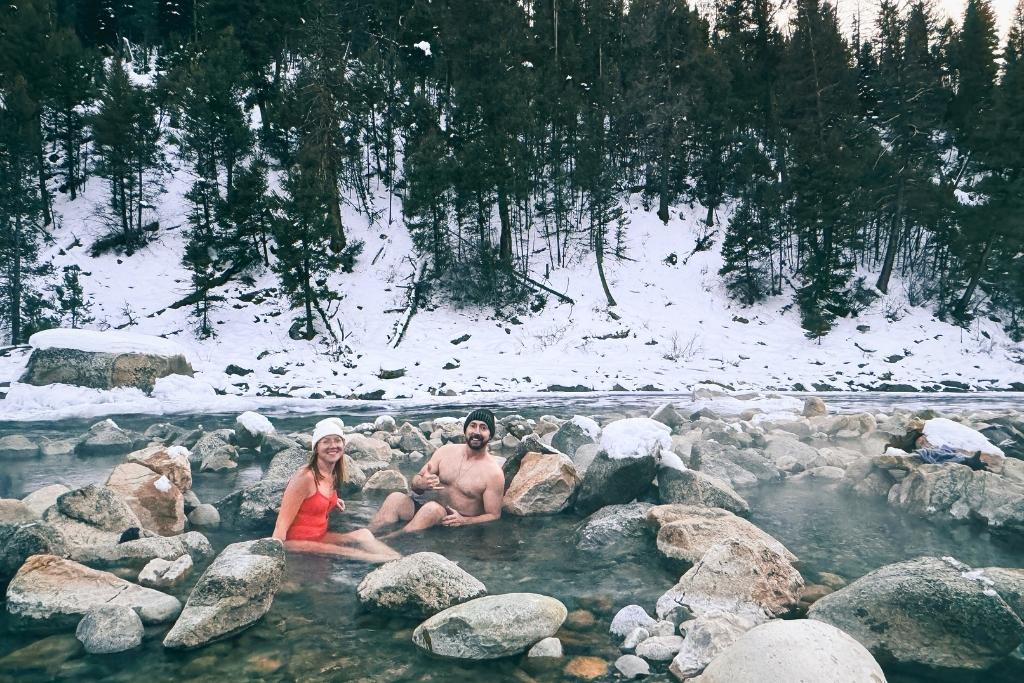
54,264,94,328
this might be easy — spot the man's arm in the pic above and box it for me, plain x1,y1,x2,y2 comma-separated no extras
442,469,504,527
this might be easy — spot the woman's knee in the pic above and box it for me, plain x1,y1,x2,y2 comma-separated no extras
350,528,375,542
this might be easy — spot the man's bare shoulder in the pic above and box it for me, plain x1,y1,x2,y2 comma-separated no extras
433,443,463,459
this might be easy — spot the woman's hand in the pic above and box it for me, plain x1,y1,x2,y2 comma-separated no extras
336,498,346,512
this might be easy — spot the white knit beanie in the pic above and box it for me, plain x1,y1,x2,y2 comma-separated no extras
311,417,346,452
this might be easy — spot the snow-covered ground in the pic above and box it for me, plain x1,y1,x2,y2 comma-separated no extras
1,73,1022,422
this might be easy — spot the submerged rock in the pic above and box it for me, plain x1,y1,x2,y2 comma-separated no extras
574,502,654,552
357,552,486,618
657,467,749,516
688,619,886,683
163,538,285,649
808,556,1024,671
412,593,567,659
504,451,581,516
527,637,563,658
75,605,144,654
6,555,181,630
648,504,796,567
0,434,40,459
657,538,803,622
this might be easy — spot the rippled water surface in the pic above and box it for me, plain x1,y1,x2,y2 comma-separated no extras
2,396,1023,681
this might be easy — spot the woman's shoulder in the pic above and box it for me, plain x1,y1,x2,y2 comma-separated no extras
286,466,317,493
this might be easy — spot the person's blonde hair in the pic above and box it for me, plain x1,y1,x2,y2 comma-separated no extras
309,435,347,488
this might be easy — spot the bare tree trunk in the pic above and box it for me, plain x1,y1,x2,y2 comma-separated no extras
955,233,995,320
876,177,905,294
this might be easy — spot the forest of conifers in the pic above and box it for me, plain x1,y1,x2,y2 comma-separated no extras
0,0,1022,345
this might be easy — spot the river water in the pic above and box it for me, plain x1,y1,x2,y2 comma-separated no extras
1,393,1023,681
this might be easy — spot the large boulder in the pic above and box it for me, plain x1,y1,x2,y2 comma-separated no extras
762,435,821,472
657,467,749,516
502,435,561,487
0,520,67,584
656,539,804,622
127,445,192,492
71,531,213,568
412,593,567,660
234,411,275,449
75,419,134,457
887,464,1024,534
690,441,780,488
343,433,393,463
575,449,658,516
0,434,40,459
808,556,1024,671
191,430,237,472
357,552,487,617
504,451,581,516
6,555,181,630
75,605,144,654
42,485,141,551
394,422,432,453
574,502,654,552
163,538,285,649
648,504,796,567
551,419,597,458
20,329,194,392
106,463,185,536
688,619,886,683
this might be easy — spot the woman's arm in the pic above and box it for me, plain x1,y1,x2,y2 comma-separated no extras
272,471,314,541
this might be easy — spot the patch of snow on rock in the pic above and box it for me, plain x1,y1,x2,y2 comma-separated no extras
153,475,173,493
29,329,191,360
237,411,275,436
923,418,1004,457
601,418,671,460
413,41,431,56
571,415,601,440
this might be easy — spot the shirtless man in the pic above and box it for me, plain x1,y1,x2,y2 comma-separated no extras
368,409,504,536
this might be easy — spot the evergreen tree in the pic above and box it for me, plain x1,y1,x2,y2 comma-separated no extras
54,264,94,328
949,0,998,141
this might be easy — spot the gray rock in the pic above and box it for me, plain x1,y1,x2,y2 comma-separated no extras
0,498,37,523
362,469,410,494
75,605,144,654
622,627,651,652
182,489,200,513
651,403,687,429
0,520,67,584
688,619,886,683
611,605,658,639
803,397,828,417
412,593,567,659
0,434,40,459
657,467,749,516
20,344,193,392
668,611,757,680
574,450,657,515
527,637,563,658
143,422,187,445
551,421,596,458
657,538,803,622
6,555,181,630
650,504,796,567
259,433,299,458
39,438,77,457
75,420,134,457
763,436,820,471
573,443,601,475
357,552,486,617
394,422,431,453
51,484,140,533
615,654,651,678
344,434,392,463
635,635,685,661
71,531,214,568
984,567,1024,619
649,620,677,637
574,502,654,552
501,415,535,439
690,441,780,488
888,464,1024,534
187,504,220,528
163,538,285,649
809,556,1024,670
138,554,193,589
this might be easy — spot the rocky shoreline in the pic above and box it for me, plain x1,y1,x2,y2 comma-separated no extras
1,394,1023,680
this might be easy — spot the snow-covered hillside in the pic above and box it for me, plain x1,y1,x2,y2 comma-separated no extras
1,117,1023,421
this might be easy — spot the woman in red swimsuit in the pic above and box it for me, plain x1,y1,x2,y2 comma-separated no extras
272,417,399,562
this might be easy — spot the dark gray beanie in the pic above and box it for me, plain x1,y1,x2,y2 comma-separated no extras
464,408,496,437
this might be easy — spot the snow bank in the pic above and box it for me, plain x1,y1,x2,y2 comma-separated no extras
152,374,216,399
570,415,601,440
923,418,1004,457
236,411,275,436
29,328,192,360
600,418,672,460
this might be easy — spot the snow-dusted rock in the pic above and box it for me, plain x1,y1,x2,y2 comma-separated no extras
138,554,193,589
635,635,685,661
920,417,1006,471
0,434,40,459
601,418,671,460
71,531,213,568
669,611,757,680
6,555,181,629
574,502,654,552
611,605,659,639
357,552,486,617
75,605,144,654
75,420,134,457
412,593,567,659
361,469,410,494
657,468,749,516
809,556,1024,671
688,619,885,683
504,451,580,516
163,538,285,649
106,463,185,536
126,445,192,492
651,403,687,429
234,412,275,449
657,538,803,622
527,637,563,658
374,415,397,432
551,420,596,458
648,504,796,566
21,329,194,392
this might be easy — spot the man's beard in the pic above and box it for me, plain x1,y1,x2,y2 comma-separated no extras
466,435,488,451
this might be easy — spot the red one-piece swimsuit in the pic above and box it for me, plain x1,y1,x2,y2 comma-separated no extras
286,489,338,541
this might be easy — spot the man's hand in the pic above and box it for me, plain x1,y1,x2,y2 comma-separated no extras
419,472,445,490
335,498,346,512
442,506,465,527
